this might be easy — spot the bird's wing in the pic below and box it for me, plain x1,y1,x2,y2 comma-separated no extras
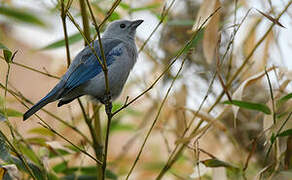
59,38,124,97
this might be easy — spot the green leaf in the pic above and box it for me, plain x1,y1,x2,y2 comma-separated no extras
112,102,140,116
3,49,12,63
0,134,45,180
0,108,23,117
143,162,165,171
0,6,45,26
129,3,161,12
167,20,194,26
61,175,98,180
28,127,54,137
277,93,292,108
202,159,239,170
105,169,118,180
110,120,135,132
223,100,271,114
17,143,41,166
48,149,72,159
183,29,204,53
277,129,292,137
53,161,67,173
0,96,4,107
0,43,12,63
270,133,276,144
61,167,117,179
25,137,46,146
119,3,130,10
41,28,95,50
109,12,120,21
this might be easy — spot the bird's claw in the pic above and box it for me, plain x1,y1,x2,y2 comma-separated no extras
104,94,112,116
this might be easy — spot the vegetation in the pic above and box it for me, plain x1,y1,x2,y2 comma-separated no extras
0,0,291,179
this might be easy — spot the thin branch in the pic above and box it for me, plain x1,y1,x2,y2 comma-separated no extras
113,7,222,116
0,82,91,144
138,0,176,53
38,122,102,164
208,2,291,112
13,61,60,79
0,131,37,179
126,49,189,180
61,0,71,67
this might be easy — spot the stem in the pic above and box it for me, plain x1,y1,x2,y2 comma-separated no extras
79,0,91,43
126,53,188,179
208,2,292,112
0,130,37,179
12,61,60,79
61,0,71,68
156,2,292,178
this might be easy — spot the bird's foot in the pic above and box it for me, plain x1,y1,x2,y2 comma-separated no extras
103,94,112,116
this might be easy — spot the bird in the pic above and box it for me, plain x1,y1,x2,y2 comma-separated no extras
23,19,143,121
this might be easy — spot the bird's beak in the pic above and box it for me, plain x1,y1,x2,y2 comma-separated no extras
130,20,144,28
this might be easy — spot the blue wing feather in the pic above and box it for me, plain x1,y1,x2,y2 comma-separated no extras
60,39,124,97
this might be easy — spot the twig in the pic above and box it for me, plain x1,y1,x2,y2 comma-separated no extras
0,130,37,179
38,122,102,164
0,82,91,144
243,139,257,171
125,49,189,180
112,7,222,116
138,0,176,53
208,2,292,112
61,0,71,67
12,61,60,79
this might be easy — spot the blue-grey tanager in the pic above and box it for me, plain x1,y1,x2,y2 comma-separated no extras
23,19,143,120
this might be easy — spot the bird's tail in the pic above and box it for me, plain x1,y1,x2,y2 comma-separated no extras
23,84,62,121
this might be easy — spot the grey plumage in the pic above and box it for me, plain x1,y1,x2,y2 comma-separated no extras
23,19,143,120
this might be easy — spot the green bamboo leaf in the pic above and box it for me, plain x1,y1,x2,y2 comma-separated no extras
0,43,12,63
223,100,271,114
48,149,72,159
62,167,117,179
53,161,67,173
119,3,130,10
3,49,12,63
0,108,22,117
129,3,161,12
41,28,96,50
110,120,135,132
18,143,40,166
0,134,45,180
112,102,141,116
109,12,120,21
0,96,3,107
167,20,194,26
277,129,292,137
202,159,239,170
25,137,46,146
143,162,165,171
28,127,54,137
277,93,292,108
0,6,45,26
183,29,204,53
41,32,82,50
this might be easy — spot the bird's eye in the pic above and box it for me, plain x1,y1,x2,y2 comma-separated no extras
120,24,126,28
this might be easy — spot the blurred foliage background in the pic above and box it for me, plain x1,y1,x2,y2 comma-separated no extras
0,0,292,179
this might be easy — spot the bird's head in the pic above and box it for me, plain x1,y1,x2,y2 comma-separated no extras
103,19,143,41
